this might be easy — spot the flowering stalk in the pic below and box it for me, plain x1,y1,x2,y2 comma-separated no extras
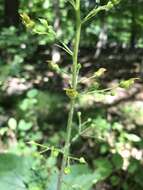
56,1,81,190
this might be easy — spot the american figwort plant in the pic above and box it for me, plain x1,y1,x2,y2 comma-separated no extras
20,0,139,189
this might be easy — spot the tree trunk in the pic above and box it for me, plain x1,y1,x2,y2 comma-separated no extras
94,22,108,58
94,0,108,58
52,0,61,63
130,0,136,49
4,0,19,26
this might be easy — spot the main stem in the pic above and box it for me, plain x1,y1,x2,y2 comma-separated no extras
56,2,81,190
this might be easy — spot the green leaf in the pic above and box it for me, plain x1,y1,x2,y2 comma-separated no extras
47,165,102,190
38,18,48,26
112,122,123,131
8,118,17,130
18,120,33,131
134,167,143,187
20,98,37,111
112,153,123,170
123,182,129,190
94,158,113,180
0,154,33,190
128,159,139,174
124,133,141,142
27,89,38,98
33,24,47,35
110,176,120,186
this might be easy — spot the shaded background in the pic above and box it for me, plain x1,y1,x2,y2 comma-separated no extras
0,0,143,190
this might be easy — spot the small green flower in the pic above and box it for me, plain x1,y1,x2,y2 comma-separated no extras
20,13,35,29
79,157,86,164
64,88,78,99
64,167,71,174
94,68,106,77
107,1,114,9
48,61,61,72
51,147,59,157
119,78,138,89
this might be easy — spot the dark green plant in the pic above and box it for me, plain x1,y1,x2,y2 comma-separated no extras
20,1,143,190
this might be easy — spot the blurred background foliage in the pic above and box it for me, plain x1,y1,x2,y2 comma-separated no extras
0,0,143,190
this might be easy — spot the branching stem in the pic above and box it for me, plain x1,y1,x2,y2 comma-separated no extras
56,1,81,190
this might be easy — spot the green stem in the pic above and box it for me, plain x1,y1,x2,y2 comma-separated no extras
56,1,81,190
